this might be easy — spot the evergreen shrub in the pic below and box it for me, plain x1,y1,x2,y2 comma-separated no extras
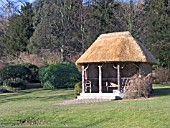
0,65,29,87
39,62,81,89
74,81,82,96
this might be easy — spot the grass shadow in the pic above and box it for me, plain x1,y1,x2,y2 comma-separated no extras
0,88,74,104
152,88,170,97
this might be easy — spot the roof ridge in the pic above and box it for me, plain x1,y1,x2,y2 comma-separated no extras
98,31,131,39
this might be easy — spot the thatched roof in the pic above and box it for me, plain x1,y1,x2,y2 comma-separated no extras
76,31,158,65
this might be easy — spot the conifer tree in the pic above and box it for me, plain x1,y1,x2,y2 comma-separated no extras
134,0,170,67
4,2,34,55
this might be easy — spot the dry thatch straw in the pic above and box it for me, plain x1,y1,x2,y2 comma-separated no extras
76,31,158,65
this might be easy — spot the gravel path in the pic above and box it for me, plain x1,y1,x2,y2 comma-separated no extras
57,99,112,105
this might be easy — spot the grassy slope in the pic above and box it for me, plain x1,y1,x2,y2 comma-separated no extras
0,84,170,128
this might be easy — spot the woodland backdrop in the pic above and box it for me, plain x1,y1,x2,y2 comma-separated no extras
0,0,169,68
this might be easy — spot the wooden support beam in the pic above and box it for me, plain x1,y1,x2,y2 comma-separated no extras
82,66,85,93
117,64,121,92
98,65,102,93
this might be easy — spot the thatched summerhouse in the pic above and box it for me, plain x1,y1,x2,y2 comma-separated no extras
76,31,158,99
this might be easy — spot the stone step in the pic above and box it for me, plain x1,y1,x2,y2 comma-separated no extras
77,93,124,100
77,96,116,100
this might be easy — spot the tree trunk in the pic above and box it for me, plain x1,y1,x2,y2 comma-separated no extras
60,36,65,62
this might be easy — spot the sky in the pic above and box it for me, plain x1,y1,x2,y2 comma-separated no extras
28,0,35,3
0,0,35,16
0,0,35,5
28,0,131,3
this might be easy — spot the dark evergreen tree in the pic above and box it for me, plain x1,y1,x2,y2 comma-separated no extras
4,2,34,55
92,0,124,34
134,0,170,67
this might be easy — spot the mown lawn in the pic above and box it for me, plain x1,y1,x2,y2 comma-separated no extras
0,84,170,128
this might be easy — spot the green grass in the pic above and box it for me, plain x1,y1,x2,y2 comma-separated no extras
0,84,170,128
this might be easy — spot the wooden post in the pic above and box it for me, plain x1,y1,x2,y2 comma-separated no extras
98,65,102,93
82,66,85,93
117,64,121,92
138,64,143,77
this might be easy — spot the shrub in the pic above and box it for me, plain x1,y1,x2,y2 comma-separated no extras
0,64,29,87
21,63,39,82
153,67,170,84
39,62,81,89
74,82,82,96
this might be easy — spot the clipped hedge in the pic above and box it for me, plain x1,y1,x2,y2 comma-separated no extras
39,62,81,89
0,64,29,87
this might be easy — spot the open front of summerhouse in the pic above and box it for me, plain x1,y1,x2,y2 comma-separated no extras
76,32,157,100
